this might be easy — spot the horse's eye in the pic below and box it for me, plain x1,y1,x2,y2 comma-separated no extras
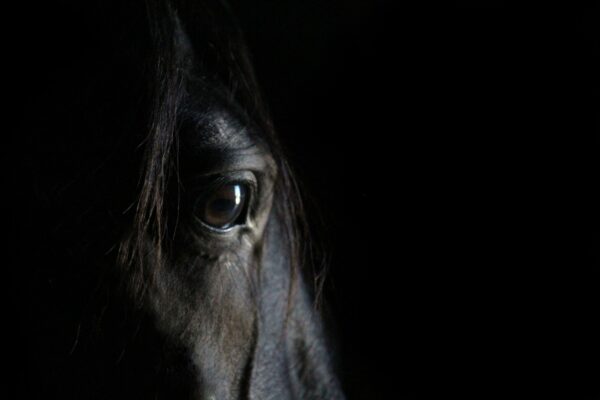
199,183,248,230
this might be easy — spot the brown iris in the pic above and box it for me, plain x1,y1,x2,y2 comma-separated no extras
199,183,247,229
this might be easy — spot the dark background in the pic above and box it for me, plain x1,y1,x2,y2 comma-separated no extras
229,1,599,398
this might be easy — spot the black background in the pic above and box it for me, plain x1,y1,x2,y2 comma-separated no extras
229,1,598,398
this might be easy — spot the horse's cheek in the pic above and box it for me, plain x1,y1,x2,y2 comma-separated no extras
143,243,258,396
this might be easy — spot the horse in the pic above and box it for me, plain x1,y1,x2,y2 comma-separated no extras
10,0,345,398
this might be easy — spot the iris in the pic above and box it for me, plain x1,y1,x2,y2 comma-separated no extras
199,182,247,229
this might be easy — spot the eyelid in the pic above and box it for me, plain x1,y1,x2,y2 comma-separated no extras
181,148,276,181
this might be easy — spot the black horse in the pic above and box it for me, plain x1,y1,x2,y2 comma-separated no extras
10,0,344,398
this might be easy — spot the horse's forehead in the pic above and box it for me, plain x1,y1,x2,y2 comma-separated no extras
193,108,254,150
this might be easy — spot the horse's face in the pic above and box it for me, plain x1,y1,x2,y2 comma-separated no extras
140,87,278,398
17,1,343,399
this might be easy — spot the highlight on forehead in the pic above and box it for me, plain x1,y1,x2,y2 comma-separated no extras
190,108,257,152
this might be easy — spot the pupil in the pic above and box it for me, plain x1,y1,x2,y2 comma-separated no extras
210,198,235,214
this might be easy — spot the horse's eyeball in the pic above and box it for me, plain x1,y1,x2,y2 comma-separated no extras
200,183,247,229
